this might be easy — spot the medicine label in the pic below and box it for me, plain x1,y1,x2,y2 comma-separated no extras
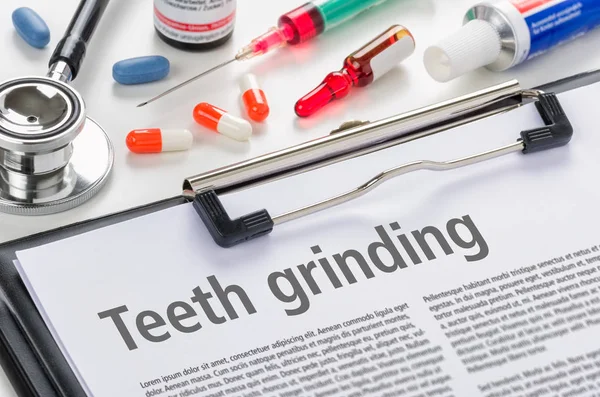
510,0,600,60
154,0,236,44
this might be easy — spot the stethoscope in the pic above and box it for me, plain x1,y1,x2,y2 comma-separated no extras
0,0,113,215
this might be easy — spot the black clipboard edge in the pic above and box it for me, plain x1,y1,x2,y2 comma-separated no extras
0,196,188,397
0,299,56,397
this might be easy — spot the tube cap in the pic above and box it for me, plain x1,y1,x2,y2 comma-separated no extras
424,20,502,82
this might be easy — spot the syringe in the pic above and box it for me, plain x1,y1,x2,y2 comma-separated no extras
137,0,390,107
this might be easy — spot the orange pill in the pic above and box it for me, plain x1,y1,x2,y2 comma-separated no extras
193,102,252,142
126,128,192,154
240,74,270,122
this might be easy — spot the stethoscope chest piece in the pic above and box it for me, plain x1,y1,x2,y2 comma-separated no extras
0,76,113,215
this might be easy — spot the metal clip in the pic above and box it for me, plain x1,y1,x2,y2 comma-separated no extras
185,80,524,196
270,91,572,225
190,85,572,247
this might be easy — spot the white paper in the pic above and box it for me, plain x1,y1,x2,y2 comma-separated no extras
15,82,600,397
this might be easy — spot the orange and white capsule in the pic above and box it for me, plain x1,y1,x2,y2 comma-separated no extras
193,102,252,142
240,73,270,122
126,128,192,154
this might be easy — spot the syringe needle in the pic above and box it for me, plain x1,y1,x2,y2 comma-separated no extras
136,58,238,107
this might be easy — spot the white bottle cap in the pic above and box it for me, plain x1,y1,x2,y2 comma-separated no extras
423,19,502,82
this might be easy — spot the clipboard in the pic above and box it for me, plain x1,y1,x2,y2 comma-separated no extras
0,70,596,397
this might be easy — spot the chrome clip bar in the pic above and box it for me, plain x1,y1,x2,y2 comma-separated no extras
184,80,524,195
272,141,525,226
187,85,573,247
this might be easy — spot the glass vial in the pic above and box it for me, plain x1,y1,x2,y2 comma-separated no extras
153,0,236,51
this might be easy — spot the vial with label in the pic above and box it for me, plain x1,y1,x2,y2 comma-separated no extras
295,25,415,117
154,0,237,50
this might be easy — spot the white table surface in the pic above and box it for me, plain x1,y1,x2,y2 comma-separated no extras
0,0,599,395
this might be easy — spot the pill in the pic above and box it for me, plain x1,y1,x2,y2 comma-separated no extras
12,7,50,49
240,74,270,122
126,128,192,154
112,56,170,85
193,103,252,142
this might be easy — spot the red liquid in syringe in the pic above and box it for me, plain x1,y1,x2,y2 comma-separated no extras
295,25,415,118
